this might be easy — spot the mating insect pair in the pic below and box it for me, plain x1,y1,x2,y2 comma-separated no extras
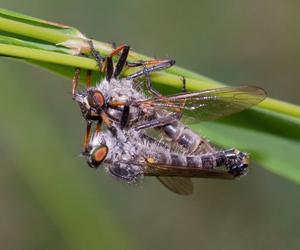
72,41,266,194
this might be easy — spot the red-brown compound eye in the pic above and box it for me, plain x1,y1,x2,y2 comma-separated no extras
89,145,108,168
87,90,105,109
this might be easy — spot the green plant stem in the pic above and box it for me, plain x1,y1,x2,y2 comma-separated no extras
0,7,299,119
0,16,73,43
1,11,299,119
1,43,299,119
0,43,97,69
259,99,300,119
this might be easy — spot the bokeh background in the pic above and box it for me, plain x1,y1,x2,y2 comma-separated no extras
1,1,300,249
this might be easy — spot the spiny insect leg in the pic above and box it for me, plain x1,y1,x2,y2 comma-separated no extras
95,118,103,133
134,116,177,131
109,44,129,57
105,56,114,82
174,78,187,120
87,40,103,72
144,68,161,96
127,58,174,68
72,68,81,98
86,69,92,89
105,44,130,80
126,59,175,79
181,76,187,93
120,104,130,129
126,59,175,96
98,111,117,136
113,45,130,78
83,121,92,153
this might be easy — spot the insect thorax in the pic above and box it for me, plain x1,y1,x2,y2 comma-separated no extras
97,78,146,123
89,128,173,182
96,78,145,102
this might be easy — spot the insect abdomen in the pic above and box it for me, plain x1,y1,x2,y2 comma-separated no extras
170,153,218,169
155,149,248,177
163,122,213,153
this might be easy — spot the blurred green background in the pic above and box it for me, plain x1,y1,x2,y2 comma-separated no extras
1,1,300,249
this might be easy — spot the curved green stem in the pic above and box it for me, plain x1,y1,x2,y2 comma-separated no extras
1,42,299,120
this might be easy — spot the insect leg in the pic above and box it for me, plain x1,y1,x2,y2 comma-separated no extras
120,104,130,129
181,76,187,93
126,59,175,96
83,121,92,153
174,108,184,120
72,68,81,98
106,56,114,82
88,41,129,78
127,58,175,68
144,68,161,96
104,44,130,81
126,59,175,79
113,45,130,78
86,69,92,89
107,44,128,57
87,40,103,72
98,110,117,136
134,116,177,131
166,77,187,120
95,118,103,133
174,78,187,120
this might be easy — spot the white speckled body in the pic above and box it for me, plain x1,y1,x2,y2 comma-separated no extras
75,77,214,154
87,128,248,183
96,78,146,123
94,78,214,154
89,127,170,183
96,78,145,101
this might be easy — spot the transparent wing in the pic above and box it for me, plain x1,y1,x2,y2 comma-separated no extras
110,159,236,196
157,177,193,195
137,86,266,123
144,163,236,180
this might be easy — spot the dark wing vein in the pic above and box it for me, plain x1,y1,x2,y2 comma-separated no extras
157,177,194,195
144,163,235,180
137,86,266,123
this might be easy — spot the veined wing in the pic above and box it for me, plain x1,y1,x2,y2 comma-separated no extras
157,177,194,195
136,86,266,122
144,163,236,180
113,160,235,195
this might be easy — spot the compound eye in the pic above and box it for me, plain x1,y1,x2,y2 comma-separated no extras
87,90,105,109
89,145,108,168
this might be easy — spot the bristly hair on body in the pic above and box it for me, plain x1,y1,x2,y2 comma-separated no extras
96,78,146,102
87,126,249,187
89,126,172,183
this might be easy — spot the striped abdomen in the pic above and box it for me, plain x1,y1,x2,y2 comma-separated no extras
162,121,213,154
148,149,249,177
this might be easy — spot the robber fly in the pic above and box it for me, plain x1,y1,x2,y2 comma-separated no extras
72,42,266,194
72,41,178,151
84,126,249,195
72,41,266,154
